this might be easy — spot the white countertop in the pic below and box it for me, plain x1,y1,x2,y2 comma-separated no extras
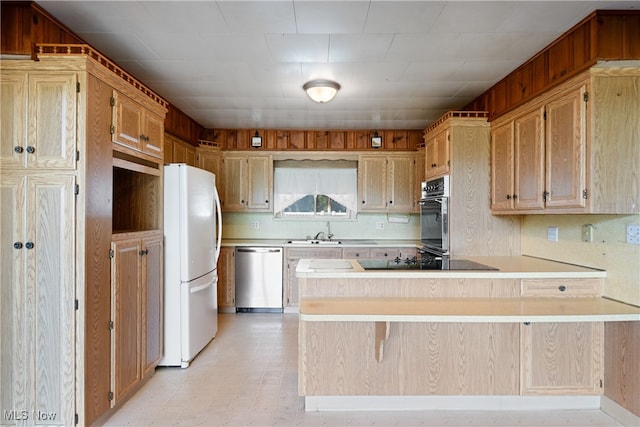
299,297,640,323
296,256,606,279
221,239,420,248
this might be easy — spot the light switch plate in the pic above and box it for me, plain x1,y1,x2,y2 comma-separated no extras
547,226,559,242
627,224,640,245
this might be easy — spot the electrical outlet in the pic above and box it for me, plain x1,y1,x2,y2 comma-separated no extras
375,222,385,230
547,226,558,242
582,224,594,243
250,221,260,230
627,224,640,245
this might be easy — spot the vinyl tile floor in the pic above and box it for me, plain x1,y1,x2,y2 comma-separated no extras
103,313,623,427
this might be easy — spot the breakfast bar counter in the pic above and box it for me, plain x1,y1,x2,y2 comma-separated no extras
295,256,640,412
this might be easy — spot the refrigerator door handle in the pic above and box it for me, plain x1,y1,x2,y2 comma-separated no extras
190,282,212,294
214,184,222,264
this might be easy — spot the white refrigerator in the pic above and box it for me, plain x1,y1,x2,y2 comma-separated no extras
160,164,222,368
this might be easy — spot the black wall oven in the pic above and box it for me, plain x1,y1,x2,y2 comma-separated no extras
419,176,449,257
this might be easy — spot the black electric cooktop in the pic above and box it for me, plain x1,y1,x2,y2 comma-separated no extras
358,257,498,271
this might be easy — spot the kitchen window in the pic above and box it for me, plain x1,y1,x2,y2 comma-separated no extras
273,160,357,220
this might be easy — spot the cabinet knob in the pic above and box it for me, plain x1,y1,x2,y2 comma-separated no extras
362,200,365,204
26,146,35,154
14,146,24,153
512,194,518,200
506,194,511,200
389,200,393,204
265,200,269,203
558,285,566,292
25,242,34,249
139,249,149,256
13,242,23,249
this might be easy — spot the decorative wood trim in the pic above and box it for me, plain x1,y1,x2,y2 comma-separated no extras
35,43,168,108
423,111,489,134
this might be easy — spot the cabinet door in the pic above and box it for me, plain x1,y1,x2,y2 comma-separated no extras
414,149,425,213
198,149,223,191
28,73,78,169
27,175,76,422
111,238,142,406
544,84,587,209
490,121,515,211
247,155,272,211
112,91,142,152
521,322,603,395
0,176,24,417
514,107,545,210
141,111,164,158
0,71,27,169
221,155,247,211
284,248,342,308
387,155,415,212
217,247,235,309
425,129,449,178
1,175,76,423
141,235,163,377
358,156,387,211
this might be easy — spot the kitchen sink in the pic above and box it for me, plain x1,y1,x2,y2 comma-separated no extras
286,239,342,245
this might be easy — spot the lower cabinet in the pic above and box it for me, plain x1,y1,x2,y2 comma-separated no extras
0,174,76,426
217,247,235,312
110,231,163,406
520,278,604,395
521,321,603,395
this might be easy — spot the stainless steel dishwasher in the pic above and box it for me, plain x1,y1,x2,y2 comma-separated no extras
235,247,283,312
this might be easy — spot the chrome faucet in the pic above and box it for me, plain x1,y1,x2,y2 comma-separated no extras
326,221,333,240
313,231,325,240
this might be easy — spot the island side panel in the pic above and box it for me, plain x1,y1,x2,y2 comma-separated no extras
299,277,521,299
299,320,519,396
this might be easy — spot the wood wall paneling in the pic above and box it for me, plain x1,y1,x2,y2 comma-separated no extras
465,10,640,120
605,322,640,416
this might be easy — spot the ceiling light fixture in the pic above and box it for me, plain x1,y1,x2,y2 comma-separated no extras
303,80,341,103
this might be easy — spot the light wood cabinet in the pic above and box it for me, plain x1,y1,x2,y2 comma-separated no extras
110,232,163,406
284,247,342,309
217,247,236,312
111,90,164,159
1,70,77,170
424,127,450,179
491,84,584,213
424,112,520,256
358,153,416,213
221,152,272,212
520,278,604,395
342,247,416,260
0,174,76,425
1,51,167,426
491,67,639,214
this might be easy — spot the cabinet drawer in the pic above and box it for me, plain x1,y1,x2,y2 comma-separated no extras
521,279,603,297
370,248,400,259
343,248,370,258
285,248,343,259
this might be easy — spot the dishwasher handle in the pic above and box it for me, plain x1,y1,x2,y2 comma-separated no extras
236,247,282,253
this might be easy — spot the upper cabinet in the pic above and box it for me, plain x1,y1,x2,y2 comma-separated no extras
1,70,77,170
111,91,164,160
358,153,416,213
424,127,450,179
491,66,639,215
221,152,272,212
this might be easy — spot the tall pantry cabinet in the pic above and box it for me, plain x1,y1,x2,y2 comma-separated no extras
0,48,167,426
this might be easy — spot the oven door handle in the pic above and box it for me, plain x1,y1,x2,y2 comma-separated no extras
419,197,445,205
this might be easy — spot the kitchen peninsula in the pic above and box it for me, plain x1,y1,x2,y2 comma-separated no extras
296,257,640,412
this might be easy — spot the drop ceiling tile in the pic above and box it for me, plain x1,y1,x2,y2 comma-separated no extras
294,1,371,34
328,34,395,62
431,1,517,33
265,34,330,62
364,1,446,33
217,1,297,34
